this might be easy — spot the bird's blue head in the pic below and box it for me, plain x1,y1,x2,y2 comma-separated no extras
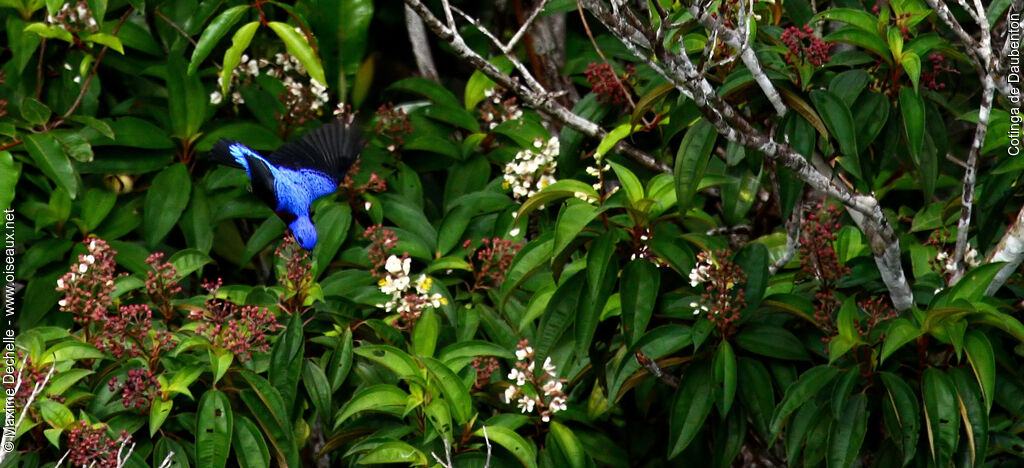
290,216,318,250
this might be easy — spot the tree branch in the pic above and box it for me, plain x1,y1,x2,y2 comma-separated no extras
951,79,995,284
579,0,914,310
405,5,440,82
403,0,670,173
985,205,1024,295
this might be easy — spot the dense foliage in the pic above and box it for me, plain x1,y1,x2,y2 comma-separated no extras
2,0,1024,466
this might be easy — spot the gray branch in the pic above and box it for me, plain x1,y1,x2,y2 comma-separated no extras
986,205,1024,295
406,5,440,82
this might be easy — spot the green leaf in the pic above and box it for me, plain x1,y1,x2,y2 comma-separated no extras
268,22,326,86
812,8,879,33
144,163,191,248
899,87,927,176
824,27,892,63
827,394,868,468
738,358,774,438
549,421,587,468
770,365,840,437
922,368,959,464
20,97,51,125
577,231,619,355
535,272,584,360
149,398,173,437
412,308,440,357
232,416,271,468
82,32,124,53
902,51,921,91
166,53,207,140
389,78,462,109
168,249,212,279
437,340,515,369
963,330,995,413
948,262,1004,303
880,318,923,363
220,21,260,95
620,260,660,345
552,201,599,264
879,372,919,464
188,5,249,75
354,344,420,378
270,313,305,409
674,119,718,215
196,390,233,468
476,426,537,468
595,123,633,159
334,384,408,428
237,371,300,467
734,325,810,361
23,133,79,199
607,160,644,205
852,91,889,150
38,400,74,429
357,441,428,465
23,22,73,42
810,90,859,177
464,56,514,109
312,202,350,278
949,367,988,466
713,340,737,416
0,152,18,211
668,361,714,458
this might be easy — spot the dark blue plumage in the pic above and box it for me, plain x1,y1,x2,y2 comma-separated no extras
210,120,361,250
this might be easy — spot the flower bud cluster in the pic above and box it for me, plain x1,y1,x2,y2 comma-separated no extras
502,137,559,200
363,224,400,277
585,63,634,105
781,25,833,66
274,236,313,312
340,159,388,198
107,368,160,414
374,102,413,152
472,356,500,391
97,303,175,359
192,279,281,361
688,250,747,330
799,203,849,339
145,252,181,318
56,238,118,323
502,340,568,423
465,237,522,291
375,255,447,329
66,421,131,468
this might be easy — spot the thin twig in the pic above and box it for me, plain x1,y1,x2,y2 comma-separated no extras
635,351,680,388
156,451,176,468
482,425,492,468
154,10,198,47
59,7,134,123
505,0,549,53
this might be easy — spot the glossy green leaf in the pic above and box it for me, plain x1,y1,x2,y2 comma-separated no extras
963,330,995,413
149,398,173,437
620,259,660,345
713,340,737,415
900,87,926,175
879,372,919,464
735,325,810,361
549,421,587,468
196,390,233,468
922,368,959,464
770,365,840,437
827,393,868,468
810,90,860,177
232,415,271,468
144,163,191,248
267,22,327,87
312,202,351,278
357,441,428,465
188,5,249,75
668,361,714,458
674,119,718,215
23,133,79,199
552,201,599,263
334,384,408,427
880,317,922,363
949,367,988,466
220,21,260,95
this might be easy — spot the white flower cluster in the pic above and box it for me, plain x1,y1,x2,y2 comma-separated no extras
935,247,981,274
503,137,559,200
502,342,568,422
375,255,447,320
47,1,98,31
480,87,523,130
689,253,713,287
210,51,329,113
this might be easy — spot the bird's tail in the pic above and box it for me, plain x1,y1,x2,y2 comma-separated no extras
209,139,246,169
270,120,361,180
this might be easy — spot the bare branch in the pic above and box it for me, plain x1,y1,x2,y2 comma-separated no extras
156,451,177,468
506,0,549,53
986,205,1024,295
483,425,492,468
951,80,995,284
770,204,803,275
406,5,440,82
404,0,670,173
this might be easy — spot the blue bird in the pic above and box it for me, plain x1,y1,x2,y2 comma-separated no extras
210,120,361,250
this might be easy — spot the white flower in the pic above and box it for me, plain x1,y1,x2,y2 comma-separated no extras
209,91,223,105
517,395,536,413
84,254,95,264
57,278,64,289
542,357,556,376
58,299,67,307
364,201,372,211
541,379,563,395
509,227,521,237
965,248,980,267
385,255,411,275
78,264,88,274
503,385,518,403
515,346,533,361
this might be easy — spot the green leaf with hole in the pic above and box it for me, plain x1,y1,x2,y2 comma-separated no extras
922,368,959,464
196,390,233,468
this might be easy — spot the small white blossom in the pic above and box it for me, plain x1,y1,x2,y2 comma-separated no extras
509,227,521,237
78,264,88,274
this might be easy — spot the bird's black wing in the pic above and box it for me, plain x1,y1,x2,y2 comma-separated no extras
244,153,279,210
266,120,361,182
209,139,247,169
